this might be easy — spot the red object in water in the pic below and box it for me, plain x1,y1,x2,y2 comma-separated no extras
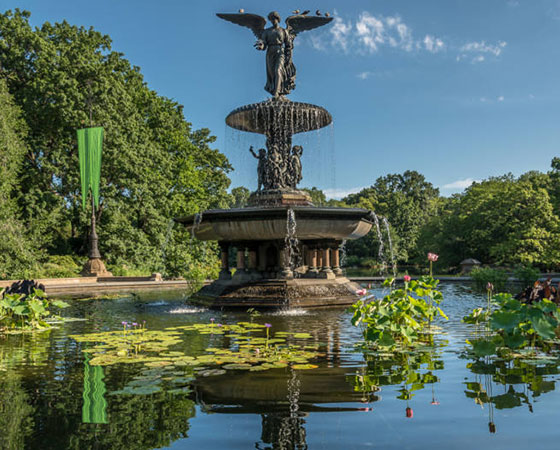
406,407,413,418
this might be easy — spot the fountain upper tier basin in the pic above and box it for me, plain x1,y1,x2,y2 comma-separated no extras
226,99,332,135
176,206,374,242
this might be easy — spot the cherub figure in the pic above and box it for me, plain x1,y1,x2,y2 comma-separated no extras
289,145,303,187
249,146,267,191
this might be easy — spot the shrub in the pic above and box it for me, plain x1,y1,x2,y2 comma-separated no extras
513,265,540,289
470,267,509,292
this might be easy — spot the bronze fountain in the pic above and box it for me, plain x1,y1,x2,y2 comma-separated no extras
176,11,374,307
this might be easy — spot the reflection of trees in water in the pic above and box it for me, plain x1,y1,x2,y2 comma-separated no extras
257,369,307,450
0,372,34,450
464,357,560,433
0,331,196,450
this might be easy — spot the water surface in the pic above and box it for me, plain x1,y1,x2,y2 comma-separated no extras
1,284,559,449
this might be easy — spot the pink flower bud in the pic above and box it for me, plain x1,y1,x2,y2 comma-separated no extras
427,252,439,262
404,275,411,282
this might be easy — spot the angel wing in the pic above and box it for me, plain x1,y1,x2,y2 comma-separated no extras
216,13,267,40
285,15,333,38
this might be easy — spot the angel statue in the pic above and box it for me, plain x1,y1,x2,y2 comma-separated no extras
217,11,333,98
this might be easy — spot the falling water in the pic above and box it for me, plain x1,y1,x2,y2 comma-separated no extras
192,212,203,240
285,208,301,274
382,217,397,278
339,239,347,274
372,213,386,275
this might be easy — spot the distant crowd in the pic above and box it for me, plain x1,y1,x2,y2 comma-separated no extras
516,278,560,304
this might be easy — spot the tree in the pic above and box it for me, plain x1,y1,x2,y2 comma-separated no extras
419,175,560,269
229,186,251,208
0,10,232,279
344,171,440,264
0,77,40,278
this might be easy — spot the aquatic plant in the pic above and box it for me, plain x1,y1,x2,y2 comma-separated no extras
350,276,447,349
69,321,320,380
463,292,560,358
0,289,69,332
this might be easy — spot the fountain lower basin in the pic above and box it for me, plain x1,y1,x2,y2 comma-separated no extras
176,206,374,242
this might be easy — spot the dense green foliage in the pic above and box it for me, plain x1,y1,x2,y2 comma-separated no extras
470,267,509,292
350,277,447,349
308,164,560,273
344,171,440,264
419,174,560,269
0,10,232,279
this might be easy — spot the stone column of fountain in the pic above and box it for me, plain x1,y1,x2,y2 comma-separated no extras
175,10,375,308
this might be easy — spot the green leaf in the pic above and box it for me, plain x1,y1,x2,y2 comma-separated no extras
530,315,556,340
491,311,520,332
470,339,497,357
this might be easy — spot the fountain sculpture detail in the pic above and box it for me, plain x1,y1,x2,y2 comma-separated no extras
176,11,374,307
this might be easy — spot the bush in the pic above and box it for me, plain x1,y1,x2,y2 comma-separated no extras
513,265,540,289
33,255,82,279
470,267,509,292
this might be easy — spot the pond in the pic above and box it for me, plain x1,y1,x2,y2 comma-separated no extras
1,283,559,449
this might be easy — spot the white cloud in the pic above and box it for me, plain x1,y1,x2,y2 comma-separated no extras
324,11,442,55
497,96,505,102
441,178,479,190
422,34,445,53
330,16,352,52
357,71,372,80
461,40,507,56
455,40,507,63
323,187,364,200
313,12,506,65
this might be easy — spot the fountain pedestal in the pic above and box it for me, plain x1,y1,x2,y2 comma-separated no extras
176,206,374,308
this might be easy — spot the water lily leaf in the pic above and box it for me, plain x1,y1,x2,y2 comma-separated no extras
197,369,226,377
144,361,173,368
292,364,318,370
292,333,312,339
249,365,269,371
262,362,288,369
223,363,252,370
168,387,192,394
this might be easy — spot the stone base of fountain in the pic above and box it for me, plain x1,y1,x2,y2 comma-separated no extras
176,206,374,309
190,277,362,309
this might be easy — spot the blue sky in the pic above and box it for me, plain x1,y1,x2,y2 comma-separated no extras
2,0,560,197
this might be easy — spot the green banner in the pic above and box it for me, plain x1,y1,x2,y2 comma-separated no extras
77,127,103,210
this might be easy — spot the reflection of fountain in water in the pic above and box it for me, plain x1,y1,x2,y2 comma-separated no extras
258,368,307,449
